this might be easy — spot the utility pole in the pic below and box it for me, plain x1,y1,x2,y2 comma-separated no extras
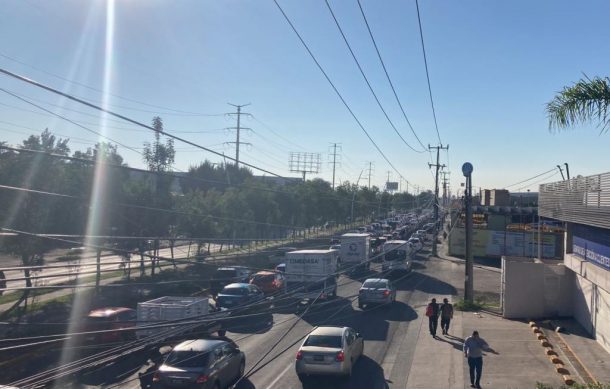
428,144,449,256
366,162,374,189
226,103,252,168
564,163,570,180
328,143,341,189
386,171,391,191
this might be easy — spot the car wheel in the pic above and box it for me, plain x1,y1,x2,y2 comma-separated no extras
218,329,227,337
358,301,364,309
297,373,308,383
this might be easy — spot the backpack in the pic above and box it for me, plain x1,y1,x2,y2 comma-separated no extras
425,304,433,317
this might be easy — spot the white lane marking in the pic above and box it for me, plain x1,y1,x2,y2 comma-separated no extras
265,362,294,389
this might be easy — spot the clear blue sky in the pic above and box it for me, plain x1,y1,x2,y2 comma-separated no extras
1,0,609,195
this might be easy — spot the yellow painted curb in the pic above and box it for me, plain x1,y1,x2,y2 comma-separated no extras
562,375,574,386
529,321,537,327
546,349,558,356
541,340,552,348
537,334,547,341
549,356,562,364
533,328,543,334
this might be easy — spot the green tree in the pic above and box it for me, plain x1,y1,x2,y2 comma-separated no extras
143,116,175,172
547,76,610,132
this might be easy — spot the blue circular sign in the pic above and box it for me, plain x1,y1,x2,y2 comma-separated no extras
462,162,473,176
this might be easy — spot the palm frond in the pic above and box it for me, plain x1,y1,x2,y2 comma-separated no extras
546,76,610,134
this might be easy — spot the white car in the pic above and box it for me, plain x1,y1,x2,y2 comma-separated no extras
295,326,364,381
408,237,423,251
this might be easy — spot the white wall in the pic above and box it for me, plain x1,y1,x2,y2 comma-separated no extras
502,257,574,319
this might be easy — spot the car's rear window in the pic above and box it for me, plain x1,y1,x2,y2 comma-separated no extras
84,316,113,324
221,287,248,295
216,269,237,278
304,335,342,348
253,274,274,283
362,281,387,289
165,351,210,368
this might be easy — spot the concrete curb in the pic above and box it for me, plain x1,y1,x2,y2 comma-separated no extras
530,321,576,387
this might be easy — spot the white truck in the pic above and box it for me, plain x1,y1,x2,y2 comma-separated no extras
339,233,371,273
381,240,413,274
136,296,226,339
285,250,338,302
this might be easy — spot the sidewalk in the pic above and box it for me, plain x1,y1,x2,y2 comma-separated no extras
405,305,566,388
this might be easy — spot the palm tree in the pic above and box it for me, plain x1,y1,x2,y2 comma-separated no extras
546,76,610,133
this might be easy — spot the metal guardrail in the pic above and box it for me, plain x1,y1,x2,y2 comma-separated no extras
539,172,610,229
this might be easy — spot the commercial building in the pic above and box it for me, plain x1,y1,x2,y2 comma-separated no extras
538,172,610,354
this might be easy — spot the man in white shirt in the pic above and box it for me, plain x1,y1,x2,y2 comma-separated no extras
463,330,489,388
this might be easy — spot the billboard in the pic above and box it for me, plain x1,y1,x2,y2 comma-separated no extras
449,228,559,258
386,182,399,191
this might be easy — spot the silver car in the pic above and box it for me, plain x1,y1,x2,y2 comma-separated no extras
358,278,396,309
295,326,364,381
154,339,245,388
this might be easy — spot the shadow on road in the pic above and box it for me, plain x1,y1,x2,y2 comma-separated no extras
224,313,274,334
300,355,388,389
394,272,457,296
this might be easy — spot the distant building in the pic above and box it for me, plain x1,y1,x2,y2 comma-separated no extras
539,172,610,354
510,191,538,207
480,189,510,206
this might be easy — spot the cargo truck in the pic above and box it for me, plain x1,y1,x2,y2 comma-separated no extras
339,233,371,273
285,250,338,303
136,296,227,340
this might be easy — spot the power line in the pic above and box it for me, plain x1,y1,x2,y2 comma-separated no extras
0,67,283,177
324,0,423,154
0,51,226,117
356,0,428,151
272,0,408,185
415,0,442,145
503,167,558,189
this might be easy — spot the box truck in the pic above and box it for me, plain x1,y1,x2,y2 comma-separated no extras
285,250,338,302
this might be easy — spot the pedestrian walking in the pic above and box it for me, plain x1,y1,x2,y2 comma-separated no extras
425,298,440,337
463,330,489,388
440,298,454,335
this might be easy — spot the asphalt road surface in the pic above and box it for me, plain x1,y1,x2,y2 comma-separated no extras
70,246,460,389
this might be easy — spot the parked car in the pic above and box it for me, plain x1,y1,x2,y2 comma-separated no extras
216,283,266,311
275,263,286,273
358,278,396,309
210,266,252,295
295,326,364,381
250,271,285,295
153,338,245,388
81,307,136,344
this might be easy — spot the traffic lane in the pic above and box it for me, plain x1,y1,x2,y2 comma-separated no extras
243,272,422,388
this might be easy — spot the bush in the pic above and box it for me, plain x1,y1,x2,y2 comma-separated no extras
536,382,610,389
454,298,484,311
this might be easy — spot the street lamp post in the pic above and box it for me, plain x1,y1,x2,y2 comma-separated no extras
462,162,474,303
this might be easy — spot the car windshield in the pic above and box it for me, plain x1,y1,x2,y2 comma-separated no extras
362,281,387,289
165,351,210,368
304,335,342,348
253,274,274,283
385,250,406,261
221,287,248,295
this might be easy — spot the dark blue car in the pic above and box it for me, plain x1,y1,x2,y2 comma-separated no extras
216,283,267,311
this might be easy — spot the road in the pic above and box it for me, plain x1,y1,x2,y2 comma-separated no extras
71,245,460,389
2,243,226,293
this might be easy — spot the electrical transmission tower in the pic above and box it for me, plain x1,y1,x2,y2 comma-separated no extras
328,143,342,189
365,162,374,189
226,103,252,168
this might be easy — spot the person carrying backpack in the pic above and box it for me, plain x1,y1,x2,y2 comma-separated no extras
425,298,440,338
440,298,454,335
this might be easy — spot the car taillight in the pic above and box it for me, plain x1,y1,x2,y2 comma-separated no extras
336,351,345,362
196,374,209,384
383,290,390,296
296,351,303,360
152,372,160,382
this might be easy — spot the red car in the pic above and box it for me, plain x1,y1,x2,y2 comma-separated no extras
81,307,137,344
250,271,285,295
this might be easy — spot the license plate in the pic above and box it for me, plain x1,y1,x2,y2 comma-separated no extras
314,355,324,361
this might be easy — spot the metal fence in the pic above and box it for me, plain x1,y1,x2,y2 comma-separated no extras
539,172,610,229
